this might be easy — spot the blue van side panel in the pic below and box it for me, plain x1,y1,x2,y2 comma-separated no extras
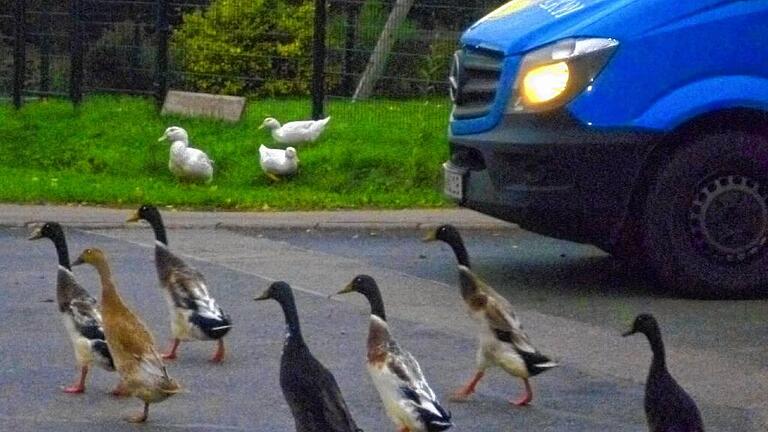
450,56,521,136
568,1,768,132
628,77,768,131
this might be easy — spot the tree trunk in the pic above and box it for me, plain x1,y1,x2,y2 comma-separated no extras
353,0,415,101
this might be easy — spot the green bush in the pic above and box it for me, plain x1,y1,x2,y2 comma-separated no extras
171,0,314,97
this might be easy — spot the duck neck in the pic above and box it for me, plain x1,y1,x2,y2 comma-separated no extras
146,211,168,246
170,141,187,157
92,259,119,304
646,328,666,371
279,295,303,343
448,238,470,267
362,287,386,321
51,232,71,270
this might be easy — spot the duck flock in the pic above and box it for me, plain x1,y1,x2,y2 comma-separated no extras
158,116,330,184
29,207,705,431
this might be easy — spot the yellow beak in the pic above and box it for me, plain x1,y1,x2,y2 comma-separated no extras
157,135,167,142
332,282,355,298
422,230,437,242
126,210,140,223
253,291,271,301
28,227,43,240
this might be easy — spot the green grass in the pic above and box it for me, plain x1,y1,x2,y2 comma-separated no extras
0,95,452,210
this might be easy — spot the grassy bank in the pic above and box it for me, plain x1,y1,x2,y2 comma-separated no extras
0,95,451,210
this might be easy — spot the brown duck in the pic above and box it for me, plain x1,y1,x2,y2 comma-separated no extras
73,248,180,423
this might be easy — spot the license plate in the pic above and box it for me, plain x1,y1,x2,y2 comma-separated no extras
443,162,466,201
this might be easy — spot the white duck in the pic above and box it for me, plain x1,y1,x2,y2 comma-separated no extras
259,116,330,144
259,144,298,181
158,126,214,184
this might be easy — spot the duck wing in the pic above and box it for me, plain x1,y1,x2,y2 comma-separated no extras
283,120,319,133
259,145,284,160
185,147,212,165
167,266,231,338
483,296,557,375
390,343,435,399
106,308,157,360
57,269,114,369
68,297,104,340
483,296,536,352
316,367,361,432
387,345,452,431
281,346,360,432
647,369,704,432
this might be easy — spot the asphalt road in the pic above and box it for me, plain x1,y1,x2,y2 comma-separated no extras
1,225,766,431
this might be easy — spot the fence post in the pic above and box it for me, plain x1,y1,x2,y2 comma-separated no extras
341,1,359,96
155,0,170,108
69,0,83,105
311,0,326,119
353,0,415,100
12,0,26,109
40,0,51,94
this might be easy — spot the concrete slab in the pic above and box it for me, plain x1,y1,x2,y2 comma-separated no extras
161,91,246,123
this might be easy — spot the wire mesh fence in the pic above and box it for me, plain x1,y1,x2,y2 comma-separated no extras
324,0,495,123
1,0,498,120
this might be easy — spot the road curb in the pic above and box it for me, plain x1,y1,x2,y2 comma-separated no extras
0,204,519,232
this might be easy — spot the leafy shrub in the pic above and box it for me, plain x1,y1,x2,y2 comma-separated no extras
86,20,155,92
171,0,314,96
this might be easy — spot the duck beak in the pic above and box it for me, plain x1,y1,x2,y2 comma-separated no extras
72,256,85,266
28,227,43,240
126,210,140,223
422,230,437,242
157,134,167,142
330,282,355,299
621,329,636,337
253,291,271,301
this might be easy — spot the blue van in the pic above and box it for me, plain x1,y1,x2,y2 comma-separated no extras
445,0,768,297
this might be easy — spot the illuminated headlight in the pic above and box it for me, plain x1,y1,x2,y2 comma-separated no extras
522,61,570,104
508,38,618,113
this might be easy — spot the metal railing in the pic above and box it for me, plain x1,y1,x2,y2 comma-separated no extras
1,0,498,116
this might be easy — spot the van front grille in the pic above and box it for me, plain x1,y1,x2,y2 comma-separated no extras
450,48,503,120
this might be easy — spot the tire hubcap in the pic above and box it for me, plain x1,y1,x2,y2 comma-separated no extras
689,174,768,263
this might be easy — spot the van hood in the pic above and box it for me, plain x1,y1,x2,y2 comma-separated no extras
462,0,736,56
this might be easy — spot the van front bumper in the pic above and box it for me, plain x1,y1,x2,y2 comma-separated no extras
447,112,660,251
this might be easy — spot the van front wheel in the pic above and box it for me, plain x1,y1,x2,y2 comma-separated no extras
642,131,768,298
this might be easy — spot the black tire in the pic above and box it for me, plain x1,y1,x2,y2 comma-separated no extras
642,131,768,298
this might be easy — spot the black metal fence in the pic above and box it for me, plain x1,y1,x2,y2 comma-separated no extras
1,0,497,115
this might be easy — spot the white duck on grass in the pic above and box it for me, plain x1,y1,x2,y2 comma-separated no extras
259,116,330,145
158,126,214,184
259,144,298,182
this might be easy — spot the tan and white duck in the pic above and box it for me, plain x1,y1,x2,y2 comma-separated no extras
336,275,452,432
29,222,119,394
127,205,232,362
451,265,558,406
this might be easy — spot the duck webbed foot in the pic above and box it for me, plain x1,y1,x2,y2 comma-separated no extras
162,339,181,360
62,366,88,394
125,402,149,423
449,370,484,402
509,378,533,407
210,339,226,363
